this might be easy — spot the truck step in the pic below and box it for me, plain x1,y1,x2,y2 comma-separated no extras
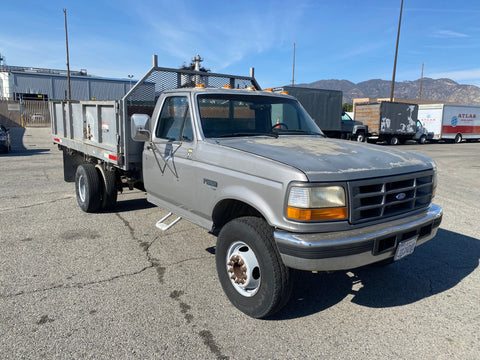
155,212,182,231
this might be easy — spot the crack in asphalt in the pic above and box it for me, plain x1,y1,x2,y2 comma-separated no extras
3,211,228,359
0,195,75,213
115,213,166,283
0,266,154,299
116,213,229,359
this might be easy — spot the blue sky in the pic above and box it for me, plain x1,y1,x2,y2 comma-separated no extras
1,0,480,89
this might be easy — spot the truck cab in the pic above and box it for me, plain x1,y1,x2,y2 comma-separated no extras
341,111,367,141
413,120,433,144
131,86,442,318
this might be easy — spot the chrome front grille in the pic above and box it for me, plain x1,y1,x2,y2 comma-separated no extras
349,171,434,224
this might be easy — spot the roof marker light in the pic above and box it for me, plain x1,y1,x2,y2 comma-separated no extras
196,84,205,88
222,84,232,89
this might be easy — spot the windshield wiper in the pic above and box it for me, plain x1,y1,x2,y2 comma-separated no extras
216,132,279,138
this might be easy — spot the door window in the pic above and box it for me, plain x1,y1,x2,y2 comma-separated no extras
155,97,193,142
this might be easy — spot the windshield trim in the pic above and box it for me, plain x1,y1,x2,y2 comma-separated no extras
195,92,323,139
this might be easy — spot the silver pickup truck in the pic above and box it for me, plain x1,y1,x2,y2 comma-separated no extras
51,56,442,318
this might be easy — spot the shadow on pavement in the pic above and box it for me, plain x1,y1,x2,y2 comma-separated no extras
271,228,479,320
110,197,155,213
0,127,50,156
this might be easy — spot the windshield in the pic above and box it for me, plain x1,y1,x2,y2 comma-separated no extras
197,94,323,138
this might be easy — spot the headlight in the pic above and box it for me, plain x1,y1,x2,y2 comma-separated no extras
287,186,347,221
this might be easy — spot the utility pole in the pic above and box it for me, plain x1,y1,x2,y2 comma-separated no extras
419,62,424,100
64,8,71,100
292,42,296,87
390,0,403,102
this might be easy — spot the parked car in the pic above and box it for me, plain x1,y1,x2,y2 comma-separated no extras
0,125,11,153
30,113,45,123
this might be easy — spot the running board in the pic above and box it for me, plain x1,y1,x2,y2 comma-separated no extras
155,212,182,231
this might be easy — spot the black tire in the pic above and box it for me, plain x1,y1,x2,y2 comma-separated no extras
454,133,463,143
215,217,293,318
97,166,118,211
418,134,427,144
75,164,102,213
356,133,365,142
390,136,399,145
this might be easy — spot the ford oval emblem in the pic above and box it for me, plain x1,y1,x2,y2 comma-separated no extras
396,192,406,200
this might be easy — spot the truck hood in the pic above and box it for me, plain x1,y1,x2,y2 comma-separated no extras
214,136,434,182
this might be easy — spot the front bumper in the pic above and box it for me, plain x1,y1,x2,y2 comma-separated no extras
274,204,443,271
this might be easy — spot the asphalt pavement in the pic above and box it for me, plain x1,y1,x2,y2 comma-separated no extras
0,127,478,359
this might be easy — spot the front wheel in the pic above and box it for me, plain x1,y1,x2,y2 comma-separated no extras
418,134,427,144
356,133,365,142
215,217,293,318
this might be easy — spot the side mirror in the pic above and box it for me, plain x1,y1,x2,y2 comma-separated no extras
131,114,151,141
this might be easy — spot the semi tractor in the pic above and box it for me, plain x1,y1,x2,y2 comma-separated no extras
51,55,442,318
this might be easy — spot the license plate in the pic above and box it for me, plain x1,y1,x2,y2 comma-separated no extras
394,236,418,261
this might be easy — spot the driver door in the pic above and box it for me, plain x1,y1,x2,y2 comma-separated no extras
143,95,197,212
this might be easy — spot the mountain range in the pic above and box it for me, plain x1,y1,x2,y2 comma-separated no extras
296,78,480,106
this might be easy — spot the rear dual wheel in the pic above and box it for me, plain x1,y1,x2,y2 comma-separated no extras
97,165,118,211
75,164,117,212
215,217,293,318
390,136,400,145
75,164,101,212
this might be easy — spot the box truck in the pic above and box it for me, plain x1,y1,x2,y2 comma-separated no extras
354,101,427,145
277,86,368,141
418,104,480,143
